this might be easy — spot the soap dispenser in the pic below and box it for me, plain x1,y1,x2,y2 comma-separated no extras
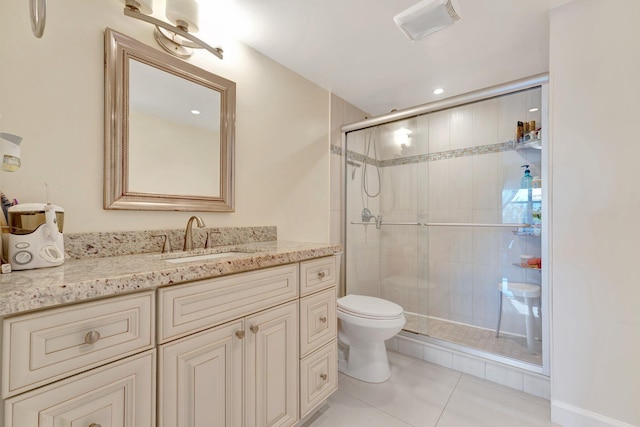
521,165,533,225
521,165,533,189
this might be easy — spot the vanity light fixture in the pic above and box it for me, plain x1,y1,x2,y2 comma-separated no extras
433,88,444,95
190,110,201,115
120,0,223,59
529,107,539,112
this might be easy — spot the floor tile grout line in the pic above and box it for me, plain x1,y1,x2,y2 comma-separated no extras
334,387,418,427
433,371,463,427
459,373,552,409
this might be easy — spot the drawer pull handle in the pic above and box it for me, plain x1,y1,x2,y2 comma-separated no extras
235,330,245,339
317,271,326,279
250,324,259,334
320,373,328,381
319,316,327,323
89,423,102,427
84,331,101,345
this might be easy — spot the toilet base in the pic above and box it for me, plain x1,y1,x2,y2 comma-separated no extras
338,340,391,383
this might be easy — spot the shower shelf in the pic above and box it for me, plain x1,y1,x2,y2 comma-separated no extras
512,263,542,271
514,138,542,150
513,230,541,236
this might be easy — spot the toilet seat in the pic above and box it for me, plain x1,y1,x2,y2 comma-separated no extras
337,294,404,320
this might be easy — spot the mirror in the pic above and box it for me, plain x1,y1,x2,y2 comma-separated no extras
104,28,235,211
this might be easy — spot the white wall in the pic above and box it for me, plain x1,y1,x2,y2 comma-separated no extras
0,0,330,242
550,0,640,425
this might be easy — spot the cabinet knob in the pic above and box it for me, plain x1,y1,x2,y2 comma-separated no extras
89,423,102,427
84,331,101,345
235,330,245,339
320,373,328,381
319,316,327,323
250,324,259,334
317,271,326,279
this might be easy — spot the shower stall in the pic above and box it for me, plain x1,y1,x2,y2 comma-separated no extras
342,75,549,374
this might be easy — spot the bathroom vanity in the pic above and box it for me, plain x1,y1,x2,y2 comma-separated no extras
0,236,341,427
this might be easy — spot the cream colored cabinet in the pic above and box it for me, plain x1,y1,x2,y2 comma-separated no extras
158,264,299,343
1,255,338,427
2,291,156,427
159,320,244,427
298,257,339,420
245,301,298,427
159,302,298,427
5,350,155,427
2,292,154,398
158,265,300,427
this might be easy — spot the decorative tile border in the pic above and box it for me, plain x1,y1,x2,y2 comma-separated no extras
331,140,517,167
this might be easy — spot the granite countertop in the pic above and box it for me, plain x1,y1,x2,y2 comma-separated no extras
0,241,341,317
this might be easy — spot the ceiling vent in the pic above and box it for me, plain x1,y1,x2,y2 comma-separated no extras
394,0,462,42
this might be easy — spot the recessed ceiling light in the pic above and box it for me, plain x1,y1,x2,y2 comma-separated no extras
433,88,444,95
191,110,201,115
529,107,539,112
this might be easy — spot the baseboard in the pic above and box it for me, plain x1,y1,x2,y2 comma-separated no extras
551,401,636,427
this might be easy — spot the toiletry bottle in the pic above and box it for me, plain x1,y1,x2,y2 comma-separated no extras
516,121,524,142
521,165,533,224
521,165,532,189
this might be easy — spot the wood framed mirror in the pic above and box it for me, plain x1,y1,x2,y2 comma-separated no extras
104,28,235,212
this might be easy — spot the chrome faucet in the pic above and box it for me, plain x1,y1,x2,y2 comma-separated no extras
183,216,205,251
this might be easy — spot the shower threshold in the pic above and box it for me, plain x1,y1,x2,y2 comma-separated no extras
402,313,542,369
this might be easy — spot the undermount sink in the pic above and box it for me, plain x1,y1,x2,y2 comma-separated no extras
164,252,245,264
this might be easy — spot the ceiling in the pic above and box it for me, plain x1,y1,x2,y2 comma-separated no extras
200,0,555,117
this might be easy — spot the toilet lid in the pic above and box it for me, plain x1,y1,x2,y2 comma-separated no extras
337,294,404,320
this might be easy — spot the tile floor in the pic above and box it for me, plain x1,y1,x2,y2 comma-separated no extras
404,313,542,366
302,351,558,427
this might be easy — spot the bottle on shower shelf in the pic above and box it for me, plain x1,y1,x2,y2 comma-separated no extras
521,165,533,189
521,165,533,225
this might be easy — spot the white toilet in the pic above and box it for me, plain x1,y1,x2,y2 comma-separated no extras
337,294,406,383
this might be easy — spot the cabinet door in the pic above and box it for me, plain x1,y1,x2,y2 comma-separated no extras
159,320,244,427
5,350,155,427
245,302,298,427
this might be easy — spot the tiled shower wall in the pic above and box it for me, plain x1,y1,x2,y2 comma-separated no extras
339,88,544,338
330,94,369,297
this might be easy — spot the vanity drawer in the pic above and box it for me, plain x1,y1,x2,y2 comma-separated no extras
300,288,337,357
300,256,337,296
158,264,299,343
2,291,154,398
300,340,338,419
5,350,155,427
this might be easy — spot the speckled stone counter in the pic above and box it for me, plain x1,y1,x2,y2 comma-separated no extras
0,240,341,317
